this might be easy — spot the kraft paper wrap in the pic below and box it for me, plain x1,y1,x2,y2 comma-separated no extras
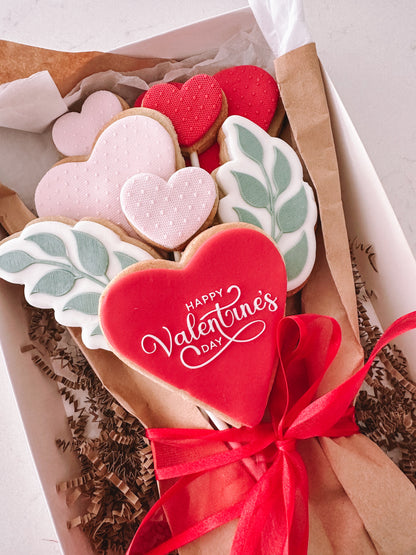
0,39,415,554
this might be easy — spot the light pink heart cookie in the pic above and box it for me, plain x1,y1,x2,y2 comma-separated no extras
35,109,184,236
52,91,127,157
120,167,218,250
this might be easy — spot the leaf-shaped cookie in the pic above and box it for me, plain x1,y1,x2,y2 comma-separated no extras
0,219,157,350
216,116,317,294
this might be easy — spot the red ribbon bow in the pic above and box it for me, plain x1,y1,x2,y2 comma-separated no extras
127,311,416,555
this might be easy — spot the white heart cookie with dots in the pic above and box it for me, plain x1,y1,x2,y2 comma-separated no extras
120,167,218,251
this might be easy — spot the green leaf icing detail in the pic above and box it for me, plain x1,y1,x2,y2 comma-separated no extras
284,232,309,282
25,233,66,257
31,269,76,297
63,292,101,315
233,207,263,229
272,147,291,194
231,171,269,209
114,251,138,270
235,124,264,164
72,231,109,276
0,251,36,272
277,187,308,233
90,324,103,336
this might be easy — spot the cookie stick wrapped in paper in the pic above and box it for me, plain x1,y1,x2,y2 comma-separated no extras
248,0,416,551
250,0,361,376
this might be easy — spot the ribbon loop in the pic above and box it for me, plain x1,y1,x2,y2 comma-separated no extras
127,311,416,555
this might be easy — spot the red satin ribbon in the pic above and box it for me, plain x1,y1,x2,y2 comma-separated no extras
127,311,416,555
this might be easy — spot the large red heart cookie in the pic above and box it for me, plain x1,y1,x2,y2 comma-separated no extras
141,74,227,154
99,224,286,427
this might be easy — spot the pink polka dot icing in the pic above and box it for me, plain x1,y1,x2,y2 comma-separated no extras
120,167,217,250
35,112,180,236
52,91,125,157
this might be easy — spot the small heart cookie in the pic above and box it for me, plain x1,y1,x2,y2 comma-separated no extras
141,74,228,155
120,167,218,251
99,224,286,427
52,91,128,157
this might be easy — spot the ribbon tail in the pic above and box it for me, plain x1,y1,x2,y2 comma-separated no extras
232,449,308,555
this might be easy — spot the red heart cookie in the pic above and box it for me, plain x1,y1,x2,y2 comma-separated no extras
100,224,286,427
141,74,226,154
134,82,183,107
199,65,279,173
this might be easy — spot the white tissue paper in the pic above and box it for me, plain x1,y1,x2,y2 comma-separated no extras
0,70,68,133
248,0,312,57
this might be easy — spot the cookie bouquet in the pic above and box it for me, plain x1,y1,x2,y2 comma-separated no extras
0,1,416,553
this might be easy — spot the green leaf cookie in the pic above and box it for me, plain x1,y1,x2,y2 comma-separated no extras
0,219,156,350
217,116,318,293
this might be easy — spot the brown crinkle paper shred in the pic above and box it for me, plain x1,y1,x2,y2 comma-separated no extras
352,250,416,487
23,306,159,554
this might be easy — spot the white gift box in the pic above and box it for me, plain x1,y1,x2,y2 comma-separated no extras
0,6,415,554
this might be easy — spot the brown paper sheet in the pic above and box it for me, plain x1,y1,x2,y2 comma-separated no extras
0,40,163,96
274,43,416,554
1,37,416,555
275,43,362,380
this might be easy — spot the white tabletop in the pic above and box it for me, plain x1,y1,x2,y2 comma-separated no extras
0,1,415,554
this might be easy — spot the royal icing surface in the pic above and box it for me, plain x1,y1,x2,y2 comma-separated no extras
0,219,155,350
52,91,125,157
141,75,223,148
120,167,217,250
36,112,180,235
199,66,279,173
134,82,183,107
100,225,286,427
216,116,317,293
215,65,279,130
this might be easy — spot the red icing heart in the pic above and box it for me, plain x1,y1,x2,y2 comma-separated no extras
199,65,279,173
134,83,183,107
141,74,223,148
100,225,286,427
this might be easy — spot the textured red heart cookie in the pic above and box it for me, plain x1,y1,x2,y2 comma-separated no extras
99,224,286,427
134,82,183,107
199,65,280,173
141,74,228,155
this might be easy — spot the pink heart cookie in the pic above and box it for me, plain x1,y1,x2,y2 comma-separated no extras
52,91,127,157
120,167,218,250
35,109,184,236
100,224,286,427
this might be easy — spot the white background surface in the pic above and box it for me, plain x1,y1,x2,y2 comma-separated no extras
0,1,415,554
